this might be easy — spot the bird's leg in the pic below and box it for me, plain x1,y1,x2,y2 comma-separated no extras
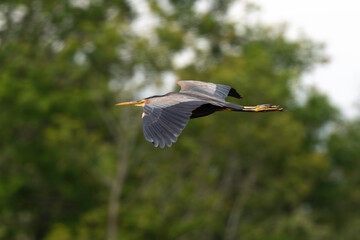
242,104,284,112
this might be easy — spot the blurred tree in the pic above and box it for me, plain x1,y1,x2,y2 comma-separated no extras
325,118,360,239
0,0,357,240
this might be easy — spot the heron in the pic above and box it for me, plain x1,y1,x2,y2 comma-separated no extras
116,80,283,148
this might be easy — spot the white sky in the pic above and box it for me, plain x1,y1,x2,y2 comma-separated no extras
250,0,360,118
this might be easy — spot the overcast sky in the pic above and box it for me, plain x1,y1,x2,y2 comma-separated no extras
250,0,360,118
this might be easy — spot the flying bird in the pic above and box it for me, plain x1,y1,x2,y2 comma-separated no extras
116,80,283,148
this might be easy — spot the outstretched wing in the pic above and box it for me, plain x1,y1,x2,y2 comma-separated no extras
142,100,204,148
177,80,242,100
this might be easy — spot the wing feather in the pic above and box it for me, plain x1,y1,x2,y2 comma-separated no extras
151,123,166,148
177,80,242,100
160,115,183,134
156,121,175,146
143,124,154,142
157,120,177,146
142,100,204,148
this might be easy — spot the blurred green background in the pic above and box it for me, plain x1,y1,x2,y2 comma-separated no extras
1,1,360,240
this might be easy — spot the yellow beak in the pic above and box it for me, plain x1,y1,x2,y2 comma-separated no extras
115,100,145,107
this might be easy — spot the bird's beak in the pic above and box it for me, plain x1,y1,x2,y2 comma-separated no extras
115,100,145,107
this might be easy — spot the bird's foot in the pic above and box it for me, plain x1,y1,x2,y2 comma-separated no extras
243,104,284,112
256,104,284,112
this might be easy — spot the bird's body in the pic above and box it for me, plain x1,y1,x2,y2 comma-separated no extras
146,92,243,119
117,80,283,148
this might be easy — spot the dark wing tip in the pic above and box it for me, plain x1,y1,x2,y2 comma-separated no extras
229,88,242,99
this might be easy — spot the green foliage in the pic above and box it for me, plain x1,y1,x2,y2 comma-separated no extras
0,1,358,240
